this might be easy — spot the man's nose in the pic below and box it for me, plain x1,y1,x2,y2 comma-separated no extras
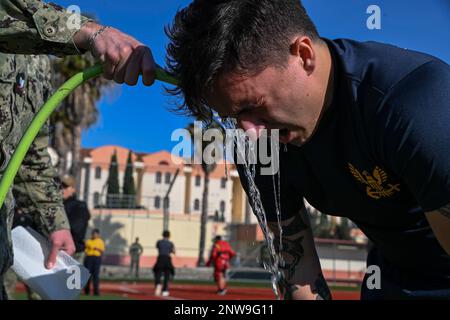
237,117,267,140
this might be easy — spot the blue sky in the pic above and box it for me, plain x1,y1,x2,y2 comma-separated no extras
56,0,450,154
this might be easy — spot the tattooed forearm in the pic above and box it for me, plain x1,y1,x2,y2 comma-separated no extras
279,211,310,235
270,213,309,280
282,274,332,300
276,235,305,280
437,205,450,219
269,208,331,300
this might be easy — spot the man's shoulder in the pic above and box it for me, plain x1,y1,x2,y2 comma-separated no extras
329,38,449,142
329,38,442,94
65,197,89,212
73,198,89,210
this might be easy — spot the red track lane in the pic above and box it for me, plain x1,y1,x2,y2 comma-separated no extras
15,282,360,300
95,282,360,300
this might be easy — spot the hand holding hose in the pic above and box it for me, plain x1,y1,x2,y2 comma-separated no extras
73,21,157,86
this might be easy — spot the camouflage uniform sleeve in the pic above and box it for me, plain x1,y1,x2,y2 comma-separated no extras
0,0,92,56
11,54,69,236
12,121,70,236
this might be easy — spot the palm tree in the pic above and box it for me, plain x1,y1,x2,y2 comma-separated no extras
50,53,113,179
187,119,225,266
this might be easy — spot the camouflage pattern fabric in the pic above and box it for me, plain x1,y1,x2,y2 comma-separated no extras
0,0,92,296
0,54,72,288
0,0,91,56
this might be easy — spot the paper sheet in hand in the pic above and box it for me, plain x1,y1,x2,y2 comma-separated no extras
11,226,90,300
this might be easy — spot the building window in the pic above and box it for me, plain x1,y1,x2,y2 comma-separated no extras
165,172,171,184
156,172,162,184
154,196,161,209
93,192,100,207
195,175,201,186
194,199,200,211
220,200,226,213
95,166,101,179
220,178,227,189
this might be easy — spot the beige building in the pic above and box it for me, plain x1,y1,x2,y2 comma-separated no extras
77,145,260,267
79,146,255,222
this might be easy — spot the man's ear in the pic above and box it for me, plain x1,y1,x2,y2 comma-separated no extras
290,36,316,75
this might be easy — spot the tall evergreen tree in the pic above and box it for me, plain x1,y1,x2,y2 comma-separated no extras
122,150,136,208
106,150,120,208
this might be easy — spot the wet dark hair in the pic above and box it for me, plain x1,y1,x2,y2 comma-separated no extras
166,0,319,121
163,230,171,238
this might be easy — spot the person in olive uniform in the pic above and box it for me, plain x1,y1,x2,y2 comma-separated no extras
0,0,158,299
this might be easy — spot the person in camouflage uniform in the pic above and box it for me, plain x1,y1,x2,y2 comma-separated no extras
0,52,70,299
0,0,158,299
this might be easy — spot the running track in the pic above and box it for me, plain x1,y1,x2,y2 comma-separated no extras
15,281,360,300
97,282,360,300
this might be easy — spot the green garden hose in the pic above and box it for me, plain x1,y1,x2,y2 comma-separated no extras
0,64,178,208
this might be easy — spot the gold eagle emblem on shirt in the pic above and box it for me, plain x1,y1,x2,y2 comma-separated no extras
348,163,401,199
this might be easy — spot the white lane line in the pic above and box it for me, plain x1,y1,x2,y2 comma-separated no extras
118,286,144,294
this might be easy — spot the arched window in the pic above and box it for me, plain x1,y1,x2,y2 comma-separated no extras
194,199,200,211
154,196,161,209
95,166,101,179
156,172,162,184
195,175,201,186
165,172,171,184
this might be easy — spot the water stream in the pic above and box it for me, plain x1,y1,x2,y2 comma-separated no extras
219,118,285,299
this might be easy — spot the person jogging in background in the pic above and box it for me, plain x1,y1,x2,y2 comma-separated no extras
84,229,105,296
206,235,236,295
153,230,175,297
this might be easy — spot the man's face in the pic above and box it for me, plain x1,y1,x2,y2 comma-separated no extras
208,49,323,146
92,232,100,239
62,185,75,200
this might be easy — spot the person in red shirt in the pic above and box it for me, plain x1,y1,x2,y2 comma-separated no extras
206,235,236,295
